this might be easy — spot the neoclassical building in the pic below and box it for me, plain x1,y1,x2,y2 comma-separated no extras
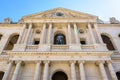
0,8,120,80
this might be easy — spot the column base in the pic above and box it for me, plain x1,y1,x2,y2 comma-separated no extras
69,44,81,51
38,44,51,51
12,44,26,51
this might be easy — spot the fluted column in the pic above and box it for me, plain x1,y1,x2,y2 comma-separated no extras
97,61,108,80
43,61,49,80
68,23,72,44
74,23,79,44
88,23,96,44
70,61,76,80
2,61,13,80
24,23,32,44
17,24,26,44
41,23,46,44
47,23,52,44
94,24,103,44
34,61,41,80
78,61,85,80
12,61,22,80
107,61,118,80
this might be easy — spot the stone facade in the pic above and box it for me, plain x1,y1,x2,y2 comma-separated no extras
0,8,120,80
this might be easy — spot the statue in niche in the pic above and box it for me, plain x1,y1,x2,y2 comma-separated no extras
55,34,65,44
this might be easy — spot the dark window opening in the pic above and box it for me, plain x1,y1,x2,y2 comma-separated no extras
52,71,68,80
5,35,19,50
119,34,120,37
0,71,4,80
34,40,40,45
80,41,86,45
0,35,2,40
101,34,115,50
54,33,66,45
116,72,120,80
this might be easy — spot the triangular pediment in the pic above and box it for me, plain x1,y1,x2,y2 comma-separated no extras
23,8,97,19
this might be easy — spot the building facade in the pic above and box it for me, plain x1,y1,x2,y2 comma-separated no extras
0,8,120,80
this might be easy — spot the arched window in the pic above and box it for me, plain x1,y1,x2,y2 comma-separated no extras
116,72,120,80
5,34,19,50
101,34,115,50
54,33,66,45
52,71,68,80
118,34,120,38
0,71,4,80
0,34,2,40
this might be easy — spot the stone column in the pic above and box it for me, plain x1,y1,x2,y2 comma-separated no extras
43,61,49,80
34,61,41,80
70,61,76,80
68,23,72,44
12,61,22,80
74,23,79,44
17,24,26,44
94,23,103,44
88,23,96,44
24,23,32,44
2,61,13,80
47,23,52,44
78,61,85,80
40,23,46,44
107,61,118,80
97,61,108,80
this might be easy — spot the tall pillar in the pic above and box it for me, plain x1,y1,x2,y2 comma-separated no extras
78,61,85,80
47,23,52,44
88,23,96,44
2,61,13,80
74,23,79,44
94,23,103,44
41,23,46,44
43,61,49,80
70,61,76,80
12,61,22,80
107,61,118,80
34,61,41,80
97,61,108,80
17,24,26,44
68,23,72,44
24,23,32,44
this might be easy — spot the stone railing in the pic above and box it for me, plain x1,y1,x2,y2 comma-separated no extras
51,45,69,51
26,45,39,51
81,45,95,49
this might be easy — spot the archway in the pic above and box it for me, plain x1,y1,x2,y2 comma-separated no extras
101,34,115,50
0,71,4,80
54,33,66,45
5,34,19,50
0,34,2,40
116,72,120,80
52,71,68,80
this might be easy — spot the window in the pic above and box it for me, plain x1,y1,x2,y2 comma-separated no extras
34,38,40,45
116,72,120,80
54,33,66,45
101,34,115,50
80,38,86,45
0,71,4,80
0,34,2,40
118,34,120,38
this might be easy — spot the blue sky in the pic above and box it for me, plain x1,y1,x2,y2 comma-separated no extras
0,0,119,22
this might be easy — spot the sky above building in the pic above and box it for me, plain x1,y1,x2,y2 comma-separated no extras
0,0,119,22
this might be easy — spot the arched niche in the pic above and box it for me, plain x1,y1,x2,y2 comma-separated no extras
5,34,19,50
0,71,4,80
101,33,115,50
52,71,68,80
0,34,2,40
54,31,66,45
116,71,120,80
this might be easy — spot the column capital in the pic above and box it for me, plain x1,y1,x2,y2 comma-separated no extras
78,60,85,64
70,60,76,64
96,60,105,65
43,60,50,64
35,60,41,63
106,60,112,64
